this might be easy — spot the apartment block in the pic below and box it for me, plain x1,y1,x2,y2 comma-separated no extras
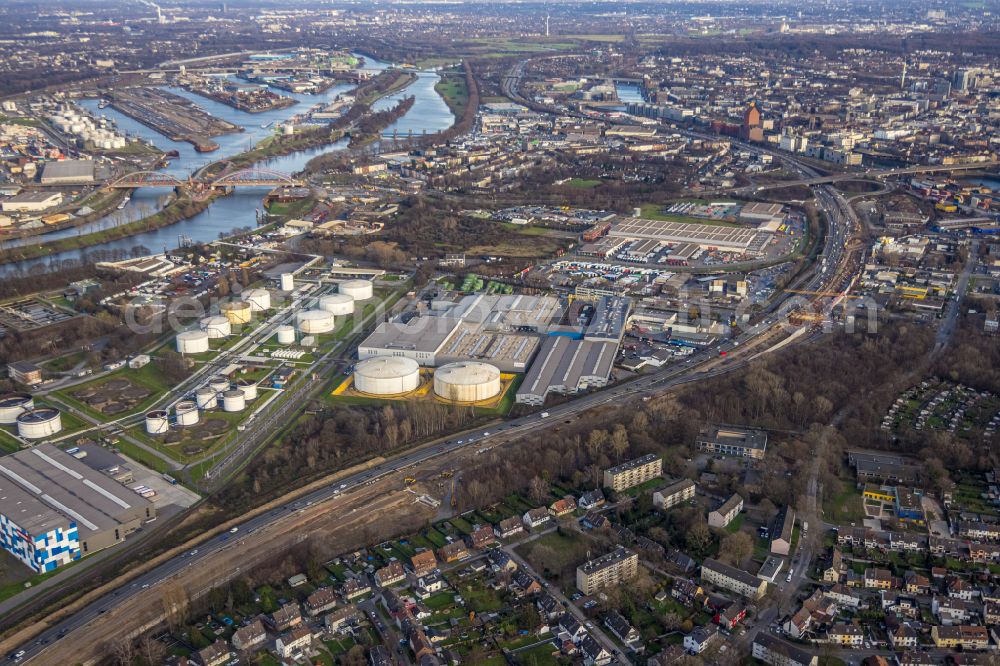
603,454,661,492
576,547,639,595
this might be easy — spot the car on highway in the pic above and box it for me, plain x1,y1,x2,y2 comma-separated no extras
230,527,239,533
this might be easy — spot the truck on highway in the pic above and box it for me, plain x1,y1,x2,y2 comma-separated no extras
802,521,809,534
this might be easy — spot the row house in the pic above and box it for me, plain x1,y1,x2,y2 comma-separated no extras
437,541,470,563
374,560,407,588
305,587,338,616
826,623,864,647
890,625,920,650
932,596,980,625
931,625,990,650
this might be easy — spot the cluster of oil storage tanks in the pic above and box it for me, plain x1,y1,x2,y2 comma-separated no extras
0,393,63,439
350,358,503,403
145,374,259,435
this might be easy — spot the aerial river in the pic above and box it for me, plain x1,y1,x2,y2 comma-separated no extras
1,54,455,275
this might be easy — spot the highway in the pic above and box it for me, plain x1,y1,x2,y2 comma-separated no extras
9,66,862,666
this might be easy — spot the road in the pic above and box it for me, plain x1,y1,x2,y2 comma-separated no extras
7,63,864,666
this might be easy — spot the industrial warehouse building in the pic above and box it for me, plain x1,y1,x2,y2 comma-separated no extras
40,159,95,185
1,191,63,213
358,294,561,372
0,444,155,572
608,216,761,252
514,336,617,406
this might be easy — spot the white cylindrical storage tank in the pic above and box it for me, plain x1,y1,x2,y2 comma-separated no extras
221,300,252,325
354,357,420,396
0,393,34,425
296,309,335,334
243,288,271,312
434,362,502,403
194,387,218,410
339,279,373,301
176,330,210,354
222,389,246,412
208,375,231,394
236,379,258,401
319,293,355,316
275,324,295,344
280,273,294,291
175,400,200,426
17,408,62,439
199,315,231,339
145,410,169,435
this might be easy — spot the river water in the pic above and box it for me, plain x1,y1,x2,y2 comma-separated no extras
2,54,455,275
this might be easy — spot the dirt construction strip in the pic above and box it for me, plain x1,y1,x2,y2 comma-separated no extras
25,479,434,665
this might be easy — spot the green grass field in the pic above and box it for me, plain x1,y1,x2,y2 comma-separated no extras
638,203,741,227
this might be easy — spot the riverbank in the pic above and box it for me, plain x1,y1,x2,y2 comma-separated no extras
0,194,216,264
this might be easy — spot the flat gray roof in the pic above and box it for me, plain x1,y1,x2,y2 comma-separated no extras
610,216,759,249
41,159,94,180
0,444,150,537
517,336,616,401
359,318,460,356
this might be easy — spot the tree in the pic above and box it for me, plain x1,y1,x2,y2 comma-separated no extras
610,424,629,462
719,531,753,566
529,475,549,504
686,522,712,553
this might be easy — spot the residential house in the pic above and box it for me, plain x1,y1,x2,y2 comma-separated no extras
701,558,768,600
410,629,436,661
557,614,587,644
604,610,641,649
652,478,696,510
931,625,989,650
276,626,312,659
486,549,517,573
549,497,577,517
523,507,552,530
864,568,893,589
822,549,843,583
947,577,976,601
438,541,469,563
537,593,563,621
578,489,606,510
827,623,864,647
771,507,795,556
708,494,744,529
305,587,338,615
904,571,930,595
231,619,267,652
468,525,496,550
512,569,542,596
266,602,302,632
683,624,719,654
416,573,446,597
581,634,612,666
715,602,746,630
341,578,372,601
324,607,361,633
932,596,977,625
581,512,609,530
375,561,407,588
671,579,703,607
196,640,231,666
411,550,438,577
752,633,819,666
496,516,524,539
825,584,860,609
890,624,919,650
